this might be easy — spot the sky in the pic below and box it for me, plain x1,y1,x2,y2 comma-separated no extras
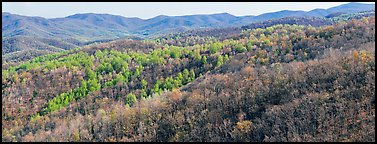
2,2,375,19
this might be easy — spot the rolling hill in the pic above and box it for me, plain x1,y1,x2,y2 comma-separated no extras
2,2,375,63
3,2,375,39
2,15,375,142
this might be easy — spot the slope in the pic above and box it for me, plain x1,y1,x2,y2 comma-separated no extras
1,16,375,142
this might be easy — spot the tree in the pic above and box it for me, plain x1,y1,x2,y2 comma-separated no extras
224,54,229,62
125,93,137,106
216,55,224,67
235,43,247,53
140,89,148,99
190,69,196,81
122,70,131,82
152,80,162,95
170,46,182,58
163,77,174,90
134,66,143,77
114,74,126,85
202,56,207,65
141,79,148,89
80,81,88,96
193,51,202,63
210,44,218,54
176,72,184,81
183,69,190,84
246,41,254,51
150,54,164,65
87,79,101,92
85,68,96,80
209,42,222,54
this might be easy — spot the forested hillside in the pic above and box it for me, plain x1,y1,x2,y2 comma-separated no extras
2,3,374,64
2,13,374,142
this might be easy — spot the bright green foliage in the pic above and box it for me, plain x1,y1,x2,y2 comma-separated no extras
216,55,224,67
152,80,163,95
125,93,137,106
190,69,196,81
2,70,9,82
202,56,207,65
149,54,165,65
105,63,114,73
177,72,184,82
6,17,337,119
104,81,114,87
209,42,222,54
183,69,190,84
136,53,149,66
170,46,182,58
122,70,131,82
246,41,255,51
235,43,247,53
79,81,88,96
265,27,274,34
224,54,229,62
173,79,182,87
134,65,144,77
42,77,102,115
95,50,104,59
111,57,123,72
163,77,175,91
163,48,171,58
193,51,202,62
114,74,126,85
87,79,101,92
141,79,148,89
96,63,106,74
140,89,148,98
85,68,96,80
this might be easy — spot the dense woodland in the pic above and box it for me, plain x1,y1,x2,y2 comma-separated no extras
1,14,375,142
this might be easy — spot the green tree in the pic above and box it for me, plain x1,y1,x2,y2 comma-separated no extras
80,81,88,96
183,69,190,84
217,55,224,67
163,77,174,90
152,80,162,95
141,79,148,89
202,56,207,65
209,42,222,54
85,68,96,80
105,63,114,73
193,51,202,62
170,46,182,58
114,74,126,85
235,43,247,53
246,41,254,51
190,69,196,81
177,72,184,82
87,79,101,92
123,70,131,82
125,93,137,106
140,89,148,98
224,54,229,62
134,66,143,77
150,54,164,65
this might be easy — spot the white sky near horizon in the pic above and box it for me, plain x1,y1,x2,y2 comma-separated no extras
2,2,375,19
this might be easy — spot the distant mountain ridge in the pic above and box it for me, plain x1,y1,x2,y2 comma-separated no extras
2,2,375,62
3,2,375,39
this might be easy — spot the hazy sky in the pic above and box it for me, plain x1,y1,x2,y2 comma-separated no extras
2,2,375,19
